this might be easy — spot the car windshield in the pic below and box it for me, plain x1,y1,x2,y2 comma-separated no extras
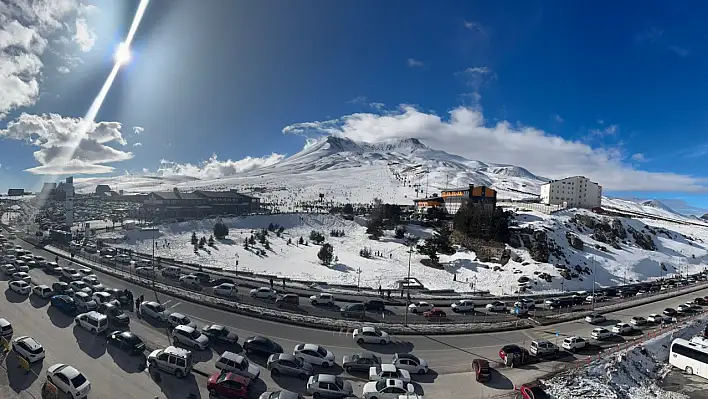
110,307,124,316
294,357,304,367
189,329,201,339
375,380,387,391
70,373,87,388
179,317,190,324
316,346,328,357
154,305,165,313
124,334,141,344
240,359,248,369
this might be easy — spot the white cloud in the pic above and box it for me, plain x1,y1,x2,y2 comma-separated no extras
0,0,96,117
156,153,285,179
133,142,142,147
132,126,144,135
282,105,708,193
554,114,564,123
0,113,133,175
56,65,70,73
631,153,646,162
73,17,95,52
463,20,487,35
587,124,619,139
462,67,495,87
407,58,424,68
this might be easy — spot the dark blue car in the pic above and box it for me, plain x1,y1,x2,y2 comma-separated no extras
50,295,77,314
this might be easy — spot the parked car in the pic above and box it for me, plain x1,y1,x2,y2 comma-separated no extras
647,314,663,323
50,295,77,314
8,280,31,295
407,302,433,313
52,282,74,297
585,314,606,324
147,346,193,378
250,287,277,299
677,304,692,313
306,374,354,398
61,268,82,281
369,364,411,383
528,340,559,357
201,324,239,344
171,325,209,350
46,364,91,399
167,313,196,330
213,283,238,297
92,292,113,305
472,359,491,382
517,383,550,399
140,301,167,322
591,327,613,340
215,351,261,380
391,353,428,375
243,335,284,356
69,281,92,295
107,331,146,355
342,352,381,372
365,299,386,312
293,343,335,367
276,294,300,308
499,344,530,366
207,372,252,399
362,378,414,399
341,303,366,318
179,274,201,287
630,316,647,326
663,308,677,316
12,336,45,363
32,285,54,299
257,391,303,399
309,293,335,306
423,308,447,319
72,292,97,311
0,318,13,337
485,301,507,312
74,311,108,334
11,271,31,284
353,326,390,345
451,299,475,313
82,276,104,292
562,336,588,352
97,302,130,326
267,353,314,380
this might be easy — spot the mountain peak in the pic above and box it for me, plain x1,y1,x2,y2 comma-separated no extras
320,136,429,153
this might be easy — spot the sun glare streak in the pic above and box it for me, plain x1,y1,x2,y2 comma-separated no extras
30,0,151,223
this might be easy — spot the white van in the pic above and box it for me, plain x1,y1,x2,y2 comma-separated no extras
74,311,108,334
162,266,182,279
148,346,193,378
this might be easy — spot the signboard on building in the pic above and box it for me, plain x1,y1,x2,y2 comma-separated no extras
441,191,466,198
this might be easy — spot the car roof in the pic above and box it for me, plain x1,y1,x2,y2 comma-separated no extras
56,364,80,378
164,346,190,357
357,352,377,359
220,372,251,384
75,292,89,298
17,336,42,350
207,324,225,330
302,343,320,351
380,364,397,372
0,318,10,327
395,352,416,359
145,301,160,307
170,312,186,318
318,374,337,383
220,351,244,362
362,326,376,333
175,324,196,332
275,391,301,399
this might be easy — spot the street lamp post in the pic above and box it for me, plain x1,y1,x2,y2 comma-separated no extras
592,256,596,311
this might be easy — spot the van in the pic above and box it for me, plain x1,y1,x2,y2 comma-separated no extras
276,294,300,308
148,346,194,378
162,266,182,279
74,311,108,334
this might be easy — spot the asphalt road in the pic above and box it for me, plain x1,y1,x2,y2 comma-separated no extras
4,239,708,398
46,241,675,327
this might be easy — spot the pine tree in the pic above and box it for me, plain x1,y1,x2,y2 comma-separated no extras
342,203,354,215
310,230,325,244
287,238,292,245
298,236,304,245
244,240,249,250
264,241,271,250
191,232,198,245
394,226,406,239
208,235,215,246
199,236,207,248
318,243,334,265
249,235,256,245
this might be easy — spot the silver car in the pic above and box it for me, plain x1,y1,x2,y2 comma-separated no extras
267,353,314,380
258,390,304,399
306,374,353,398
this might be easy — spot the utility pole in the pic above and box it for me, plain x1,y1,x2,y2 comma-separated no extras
356,267,362,291
404,245,413,327
591,256,596,311
425,168,430,198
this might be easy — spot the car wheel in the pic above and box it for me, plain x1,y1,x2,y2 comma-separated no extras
175,369,184,378
322,361,329,367
91,328,96,333
346,365,352,372
357,338,364,344
418,369,426,375
686,366,694,375
312,300,317,305
313,394,321,399
380,339,387,345
271,368,279,376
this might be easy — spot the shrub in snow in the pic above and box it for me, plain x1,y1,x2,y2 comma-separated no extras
394,226,406,239
318,243,334,265
359,247,372,258
309,230,325,244
213,222,229,239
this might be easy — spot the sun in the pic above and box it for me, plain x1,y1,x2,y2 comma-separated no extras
114,42,131,65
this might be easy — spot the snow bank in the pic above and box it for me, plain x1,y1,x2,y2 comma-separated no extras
545,314,708,399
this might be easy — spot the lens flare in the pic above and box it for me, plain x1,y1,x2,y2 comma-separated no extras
115,42,131,65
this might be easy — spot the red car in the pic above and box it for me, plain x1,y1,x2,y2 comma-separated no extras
472,359,491,382
516,383,549,399
207,372,252,398
423,308,446,318
499,344,530,367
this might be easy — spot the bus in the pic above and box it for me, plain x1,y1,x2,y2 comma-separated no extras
669,338,708,379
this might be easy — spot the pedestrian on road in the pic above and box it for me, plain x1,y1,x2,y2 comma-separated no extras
282,279,286,289
135,299,141,316
139,294,144,304
269,278,273,289
378,285,382,297
387,290,391,299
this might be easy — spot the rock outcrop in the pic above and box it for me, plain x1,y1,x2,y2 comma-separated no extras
565,232,584,251
529,230,550,263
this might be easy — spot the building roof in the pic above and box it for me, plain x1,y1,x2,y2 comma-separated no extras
195,190,251,199
441,185,472,192
412,197,444,203
150,191,201,200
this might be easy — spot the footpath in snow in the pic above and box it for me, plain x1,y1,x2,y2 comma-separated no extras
544,315,708,399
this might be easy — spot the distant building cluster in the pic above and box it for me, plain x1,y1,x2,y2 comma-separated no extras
540,176,602,208
412,184,497,215
142,188,260,219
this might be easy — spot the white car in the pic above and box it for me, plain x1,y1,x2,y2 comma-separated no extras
392,353,428,375
451,299,475,313
0,318,13,337
369,364,411,382
293,343,336,367
70,281,93,295
1,264,16,276
77,269,93,276
73,292,97,311
12,271,31,284
485,301,506,312
82,276,104,292
179,274,200,287
12,336,45,363
92,291,113,305
171,325,209,350
612,323,633,335
562,336,588,351
585,314,606,324
213,283,238,297
630,316,647,326
407,302,433,313
363,378,415,399
250,287,277,299
32,285,54,299
140,301,167,322
9,280,31,295
591,327,613,340
167,313,196,329
15,262,29,273
47,364,91,399
647,314,663,323
353,326,390,345
309,293,335,306
62,268,82,281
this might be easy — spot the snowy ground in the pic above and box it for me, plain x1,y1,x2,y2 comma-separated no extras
544,314,708,399
98,206,708,295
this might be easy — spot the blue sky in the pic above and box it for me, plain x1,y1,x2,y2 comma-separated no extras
1,0,708,211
